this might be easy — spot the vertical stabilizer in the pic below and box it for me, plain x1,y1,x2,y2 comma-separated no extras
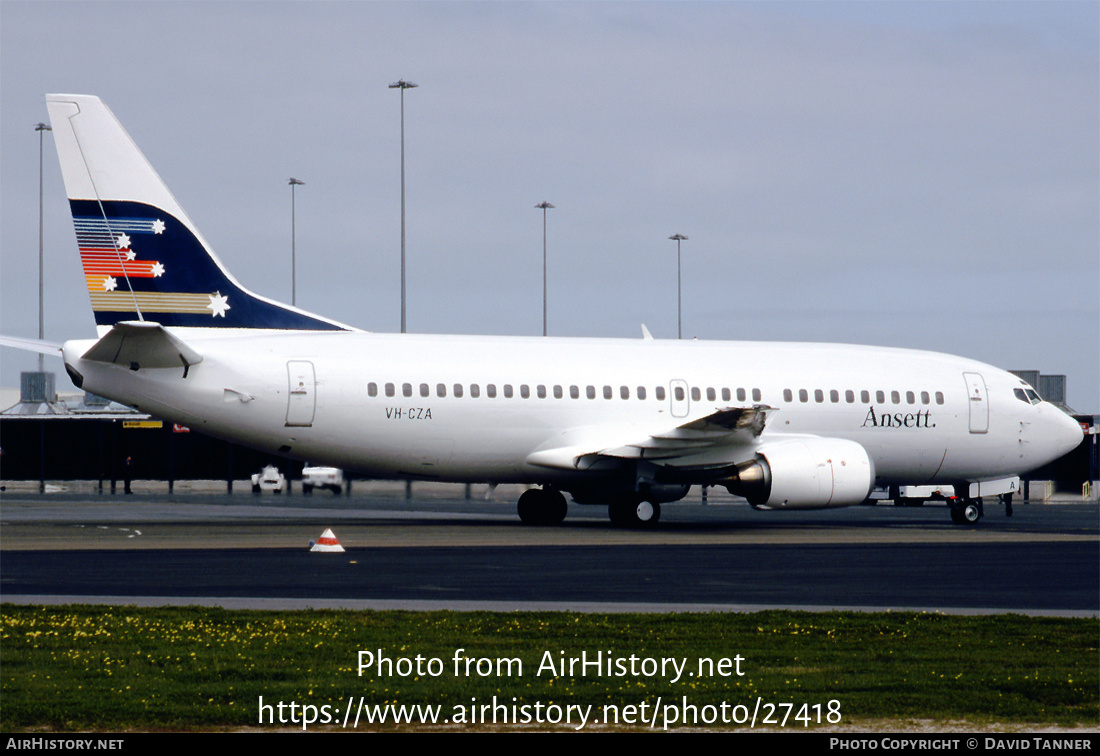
45,94,352,333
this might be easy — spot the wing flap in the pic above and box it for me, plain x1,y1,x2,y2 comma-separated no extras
526,405,777,471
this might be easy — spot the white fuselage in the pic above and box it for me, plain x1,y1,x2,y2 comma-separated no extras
62,330,1082,493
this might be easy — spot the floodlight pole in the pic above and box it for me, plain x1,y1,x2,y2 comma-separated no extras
289,178,304,307
36,122,52,372
389,80,417,334
669,234,687,339
536,202,554,336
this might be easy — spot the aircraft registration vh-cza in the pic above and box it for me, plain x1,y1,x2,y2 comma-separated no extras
10,94,1084,527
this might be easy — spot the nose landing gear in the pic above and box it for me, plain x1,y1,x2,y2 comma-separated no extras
949,498,984,525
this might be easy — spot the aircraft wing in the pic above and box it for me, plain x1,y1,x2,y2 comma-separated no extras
80,321,203,372
526,405,776,472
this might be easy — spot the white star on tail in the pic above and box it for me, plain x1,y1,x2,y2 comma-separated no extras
207,291,230,318
103,276,117,291
151,262,165,277
125,250,137,261
117,233,131,249
151,219,165,234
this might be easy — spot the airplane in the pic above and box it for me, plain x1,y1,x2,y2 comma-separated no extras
5,94,1083,527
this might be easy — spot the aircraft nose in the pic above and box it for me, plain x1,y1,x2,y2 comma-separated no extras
1049,408,1084,458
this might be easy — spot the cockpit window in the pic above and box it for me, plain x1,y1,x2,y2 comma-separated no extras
1015,387,1042,405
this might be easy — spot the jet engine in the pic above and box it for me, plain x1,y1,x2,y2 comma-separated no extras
722,437,875,509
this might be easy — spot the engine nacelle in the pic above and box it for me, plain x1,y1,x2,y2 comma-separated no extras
722,438,875,509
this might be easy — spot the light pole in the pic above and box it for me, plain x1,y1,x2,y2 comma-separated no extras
669,233,687,339
536,201,554,336
35,122,52,372
288,178,304,307
389,79,417,333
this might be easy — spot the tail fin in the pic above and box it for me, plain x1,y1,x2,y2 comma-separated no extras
45,94,352,333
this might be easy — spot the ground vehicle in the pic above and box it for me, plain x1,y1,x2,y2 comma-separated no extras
251,465,287,494
302,465,344,494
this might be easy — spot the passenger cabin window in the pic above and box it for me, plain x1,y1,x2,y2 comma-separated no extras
620,386,630,400
470,384,481,398
555,385,564,399
436,383,446,398
420,383,429,398
736,388,745,402
537,385,547,399
722,388,731,402
935,391,944,405
385,383,396,398
520,385,530,399
783,389,793,402
403,383,413,398
586,385,596,400
891,391,900,404
752,389,761,401
921,391,930,405
570,385,579,399
830,390,839,403
799,389,809,403
675,386,685,401
707,387,716,402
814,389,824,403
845,390,855,403
656,387,666,401
487,384,497,398
453,383,464,398
861,390,870,403
603,385,612,399
906,391,915,405
876,391,885,404
368,382,378,397
503,384,513,398
637,386,647,400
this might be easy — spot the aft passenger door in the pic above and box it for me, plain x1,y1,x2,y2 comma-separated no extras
286,360,316,427
963,372,988,434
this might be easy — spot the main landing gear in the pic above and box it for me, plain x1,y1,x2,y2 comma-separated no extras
608,498,661,527
948,497,984,525
517,487,568,526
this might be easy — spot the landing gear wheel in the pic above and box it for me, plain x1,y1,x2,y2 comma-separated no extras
608,498,660,527
950,499,983,525
963,500,983,523
635,500,660,526
517,488,568,526
608,499,632,527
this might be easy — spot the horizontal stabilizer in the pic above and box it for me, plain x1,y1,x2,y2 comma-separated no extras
81,321,203,371
0,335,63,355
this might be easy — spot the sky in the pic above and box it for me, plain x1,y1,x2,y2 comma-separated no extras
2,1,1097,411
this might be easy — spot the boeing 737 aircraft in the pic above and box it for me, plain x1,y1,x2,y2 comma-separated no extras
7,94,1083,527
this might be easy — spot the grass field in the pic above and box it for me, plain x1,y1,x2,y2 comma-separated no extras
1,605,1096,731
